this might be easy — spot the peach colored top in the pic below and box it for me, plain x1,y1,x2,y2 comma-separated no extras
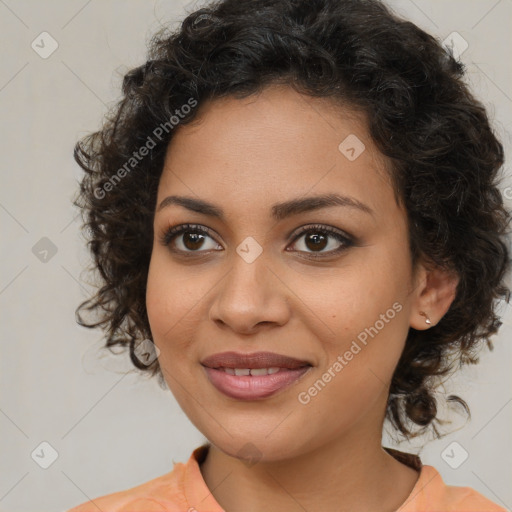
66,444,507,512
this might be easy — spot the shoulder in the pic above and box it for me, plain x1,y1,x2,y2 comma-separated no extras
406,465,508,512
65,460,188,512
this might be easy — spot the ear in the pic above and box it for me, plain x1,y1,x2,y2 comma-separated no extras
409,259,460,330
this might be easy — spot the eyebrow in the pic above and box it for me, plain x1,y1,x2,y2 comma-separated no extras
157,193,374,220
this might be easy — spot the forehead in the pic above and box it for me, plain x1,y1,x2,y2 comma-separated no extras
158,84,395,218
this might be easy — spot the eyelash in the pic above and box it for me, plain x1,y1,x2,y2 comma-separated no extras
158,223,354,259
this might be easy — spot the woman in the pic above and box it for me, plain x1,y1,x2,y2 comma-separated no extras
67,0,511,510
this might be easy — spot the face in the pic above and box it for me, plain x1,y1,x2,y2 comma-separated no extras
146,84,420,462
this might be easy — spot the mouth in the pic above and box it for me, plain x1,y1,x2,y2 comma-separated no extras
200,351,313,400
201,351,312,370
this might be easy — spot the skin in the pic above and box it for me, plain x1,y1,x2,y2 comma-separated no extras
146,84,459,512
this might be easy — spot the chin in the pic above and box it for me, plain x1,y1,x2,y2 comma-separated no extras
205,427,310,464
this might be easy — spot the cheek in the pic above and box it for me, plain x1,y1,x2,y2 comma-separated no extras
145,257,198,400
294,310,408,440
145,251,220,396
146,251,204,338
146,255,171,336
146,257,190,371
290,260,406,338
293,261,410,392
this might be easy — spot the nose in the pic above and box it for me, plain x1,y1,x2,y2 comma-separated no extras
208,251,290,334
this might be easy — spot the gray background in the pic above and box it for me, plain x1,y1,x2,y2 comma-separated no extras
0,1,511,511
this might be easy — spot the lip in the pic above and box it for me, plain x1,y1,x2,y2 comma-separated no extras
203,366,311,400
200,351,311,369
201,351,312,400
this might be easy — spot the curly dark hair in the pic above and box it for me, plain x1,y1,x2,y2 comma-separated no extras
73,0,511,439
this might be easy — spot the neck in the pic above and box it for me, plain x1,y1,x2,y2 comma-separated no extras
199,417,420,512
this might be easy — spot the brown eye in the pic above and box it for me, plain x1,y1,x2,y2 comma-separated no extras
289,224,354,257
303,232,328,251
159,224,221,253
181,232,207,250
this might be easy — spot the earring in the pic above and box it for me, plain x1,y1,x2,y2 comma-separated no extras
419,311,432,325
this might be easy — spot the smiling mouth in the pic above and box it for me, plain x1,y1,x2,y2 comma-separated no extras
202,365,312,400
200,351,313,400
200,350,312,370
